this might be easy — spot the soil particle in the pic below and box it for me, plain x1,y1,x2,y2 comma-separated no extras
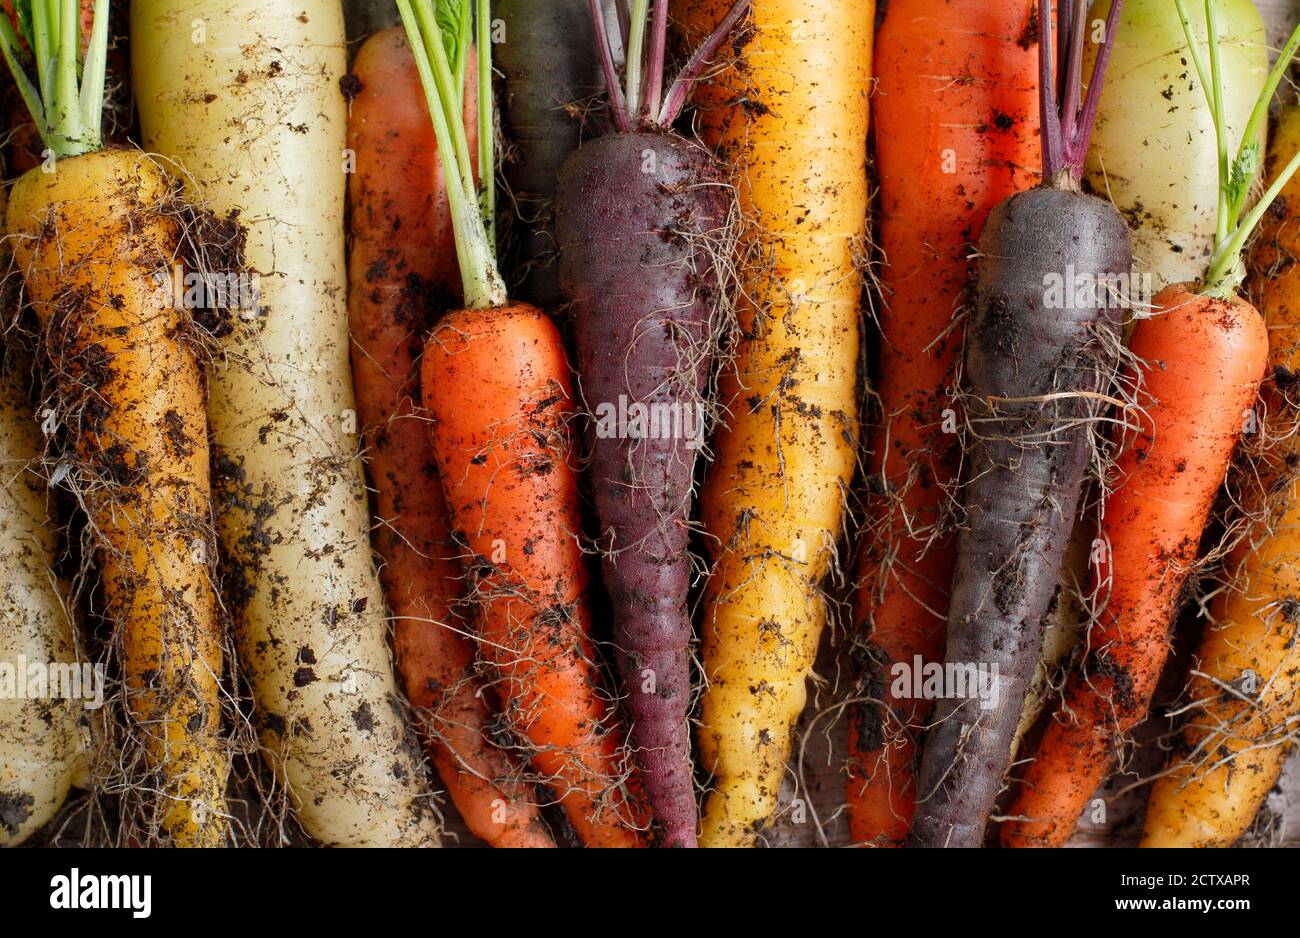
352,701,376,733
1017,6,1040,50
0,791,34,835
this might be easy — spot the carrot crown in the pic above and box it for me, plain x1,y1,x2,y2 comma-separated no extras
398,0,505,309
0,0,109,159
590,0,751,131
1039,0,1125,187
1176,0,1300,299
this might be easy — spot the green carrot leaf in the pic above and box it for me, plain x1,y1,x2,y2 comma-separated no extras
435,0,466,63
1226,140,1261,210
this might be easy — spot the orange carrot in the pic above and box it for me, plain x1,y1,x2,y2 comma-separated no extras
847,0,1042,847
347,27,552,849
422,303,642,847
1140,102,1300,848
400,0,644,847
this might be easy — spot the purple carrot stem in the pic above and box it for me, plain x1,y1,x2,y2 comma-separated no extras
1061,0,1088,152
658,0,752,126
643,0,669,123
1057,0,1072,114
589,0,632,132
615,0,631,51
1039,0,1064,179
1041,0,1126,183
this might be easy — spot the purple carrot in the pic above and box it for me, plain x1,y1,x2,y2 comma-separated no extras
554,0,747,847
909,0,1131,848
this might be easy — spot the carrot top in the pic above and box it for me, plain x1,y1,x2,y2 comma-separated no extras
398,0,505,309
590,0,751,131
0,0,108,159
1175,0,1300,298
1039,0,1125,188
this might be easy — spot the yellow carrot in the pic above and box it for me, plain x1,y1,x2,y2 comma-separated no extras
680,0,872,846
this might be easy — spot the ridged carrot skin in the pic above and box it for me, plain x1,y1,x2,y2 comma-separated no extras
680,0,872,846
1141,107,1300,847
7,149,227,846
1003,284,1268,848
347,29,552,849
848,0,1041,847
422,302,644,848
556,129,730,848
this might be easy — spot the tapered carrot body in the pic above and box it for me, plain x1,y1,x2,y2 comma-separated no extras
847,0,1042,847
556,130,730,848
1003,283,1268,848
910,185,1130,849
1141,106,1300,848
7,149,227,846
422,302,643,848
347,29,551,849
677,0,872,847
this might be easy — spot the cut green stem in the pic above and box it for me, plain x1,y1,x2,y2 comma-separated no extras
0,0,109,159
399,0,506,309
477,0,494,252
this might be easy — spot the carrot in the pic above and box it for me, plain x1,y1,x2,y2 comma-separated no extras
131,0,438,847
846,0,1042,848
1,0,227,845
910,0,1132,849
0,272,86,847
1083,0,1267,291
496,0,604,308
674,0,872,847
401,0,644,848
347,27,552,849
552,0,746,848
1003,3,1291,848
1140,100,1300,848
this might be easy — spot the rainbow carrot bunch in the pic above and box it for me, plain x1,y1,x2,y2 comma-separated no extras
399,0,644,848
1004,0,1300,849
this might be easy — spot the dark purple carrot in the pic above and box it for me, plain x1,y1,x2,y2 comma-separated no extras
909,0,1131,849
496,0,605,308
554,0,747,848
